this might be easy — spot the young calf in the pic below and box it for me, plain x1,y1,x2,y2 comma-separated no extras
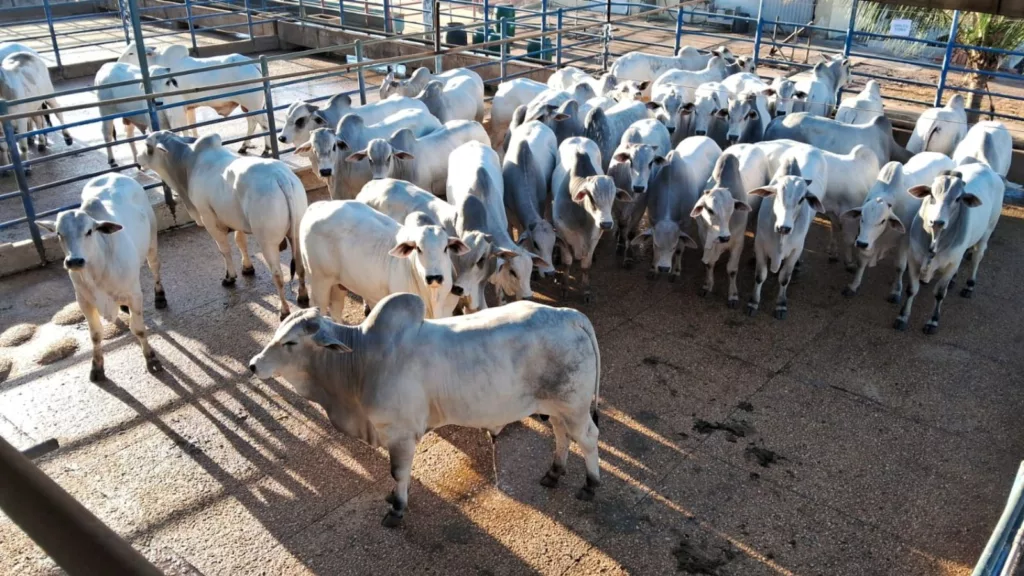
38,175,164,381
747,149,827,319
895,164,1004,334
249,294,601,527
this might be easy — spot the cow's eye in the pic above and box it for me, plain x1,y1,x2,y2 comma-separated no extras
85,229,92,237
477,257,486,267
705,208,714,216
509,269,518,278
296,118,305,128
443,245,448,253
282,341,296,348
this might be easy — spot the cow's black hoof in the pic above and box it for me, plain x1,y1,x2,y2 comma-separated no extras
828,254,839,263
222,276,236,287
89,366,105,383
279,310,290,321
146,357,162,373
845,263,857,274
154,292,167,309
622,259,633,270
576,485,597,502
746,303,758,317
887,293,901,305
261,149,272,158
646,270,657,280
241,265,256,276
960,288,973,299
108,160,118,167
297,295,310,307
24,168,31,177
64,136,74,146
842,286,857,299
381,510,404,528
539,472,560,488
37,144,47,152
923,323,938,335
727,298,739,309
699,288,709,298
773,308,788,320
238,146,250,156
668,273,679,284
893,318,908,332
119,305,130,314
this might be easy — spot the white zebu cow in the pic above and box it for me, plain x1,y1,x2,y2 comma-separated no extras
792,54,851,111
416,77,486,123
297,109,442,200
610,46,734,97
585,100,656,172
0,42,39,61
906,94,967,156
650,56,732,105
552,137,629,303
448,141,546,300
747,148,828,319
300,201,468,321
503,120,559,276
840,153,955,299
379,67,484,103
277,93,430,146
766,76,801,118
249,294,602,527
725,90,771,145
608,120,671,267
764,112,912,166
895,163,1004,334
835,80,884,125
690,81,730,141
0,51,72,170
490,78,549,148
692,149,767,307
120,44,269,154
952,120,1013,177
356,179,497,314
138,131,308,318
38,174,164,382
347,120,489,196
547,66,590,91
95,62,186,166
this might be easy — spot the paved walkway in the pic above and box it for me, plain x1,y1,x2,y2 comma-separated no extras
1,192,1022,574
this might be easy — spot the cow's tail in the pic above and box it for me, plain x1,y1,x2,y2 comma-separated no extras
581,315,601,428
276,173,302,282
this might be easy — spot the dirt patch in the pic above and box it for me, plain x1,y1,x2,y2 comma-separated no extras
0,323,36,347
692,419,755,438
0,356,12,383
672,534,737,575
35,336,79,365
51,303,85,326
745,445,784,468
736,401,754,412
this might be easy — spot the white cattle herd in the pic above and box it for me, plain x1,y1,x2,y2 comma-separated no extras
11,39,1014,528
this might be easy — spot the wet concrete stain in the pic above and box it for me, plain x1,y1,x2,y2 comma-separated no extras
672,533,737,574
745,445,784,468
692,419,755,438
736,401,754,412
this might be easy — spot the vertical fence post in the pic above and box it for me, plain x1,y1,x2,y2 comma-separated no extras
601,23,610,72
842,0,857,58
383,0,392,34
1,104,45,264
243,0,255,41
183,0,199,53
541,0,547,35
116,0,131,45
42,0,63,73
433,0,442,73
126,0,174,217
259,56,279,159
752,0,764,68
935,9,961,107
355,41,367,106
674,5,683,55
500,18,507,82
297,0,305,20
339,0,345,27
555,8,562,68
483,0,490,32
604,0,611,26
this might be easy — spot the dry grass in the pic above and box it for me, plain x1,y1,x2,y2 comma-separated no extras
0,323,36,347
0,356,11,383
36,336,79,365
51,303,85,326
102,319,130,340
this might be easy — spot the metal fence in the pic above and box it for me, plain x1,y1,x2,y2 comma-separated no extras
1,0,1023,270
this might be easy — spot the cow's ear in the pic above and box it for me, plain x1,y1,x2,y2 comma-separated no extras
734,200,751,212
645,101,662,110
840,207,862,221
388,242,417,258
494,248,518,261
960,193,983,207
680,103,695,113
679,232,698,250
630,229,652,246
638,81,649,91
887,215,906,234
804,194,825,213
612,152,631,163
36,220,57,233
794,91,808,99
690,203,705,218
346,150,369,163
653,155,667,165
615,188,633,202
762,87,776,96
393,150,415,160
294,142,313,156
447,237,470,255
94,221,123,234
907,185,931,198
748,186,775,198
311,329,353,353
529,252,551,269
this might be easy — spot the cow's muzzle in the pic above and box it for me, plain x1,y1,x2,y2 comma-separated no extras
694,129,707,136
278,135,288,143
64,257,85,270
856,240,869,250
775,225,792,235
657,265,670,274
599,221,613,230
726,135,739,144
319,168,333,177
425,274,444,286
632,186,644,195
718,235,731,244
450,285,465,296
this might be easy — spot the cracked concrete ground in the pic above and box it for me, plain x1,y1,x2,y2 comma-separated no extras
1,193,1022,575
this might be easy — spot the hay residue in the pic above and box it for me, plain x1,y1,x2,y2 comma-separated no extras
0,356,12,383
103,319,130,340
51,303,85,326
0,323,36,347
36,336,79,365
